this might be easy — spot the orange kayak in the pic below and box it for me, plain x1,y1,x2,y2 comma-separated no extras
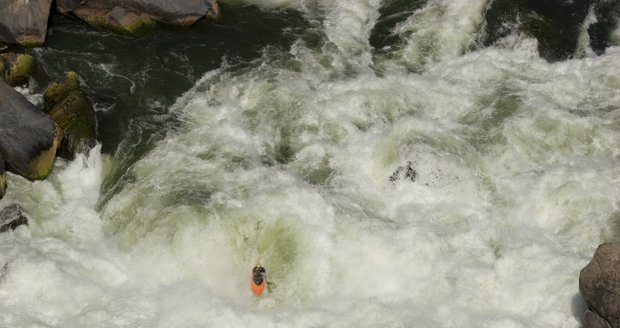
251,265,267,296
251,277,266,296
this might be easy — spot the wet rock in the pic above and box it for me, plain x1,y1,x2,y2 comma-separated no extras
43,71,80,106
0,157,6,199
0,79,62,180
0,0,54,47
0,204,29,233
44,72,97,159
1,53,35,87
56,0,221,34
584,310,615,328
0,262,7,282
579,243,620,328
390,161,417,182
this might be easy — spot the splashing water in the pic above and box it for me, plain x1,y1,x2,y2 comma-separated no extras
1,0,620,326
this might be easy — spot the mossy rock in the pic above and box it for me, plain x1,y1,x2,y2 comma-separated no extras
28,124,63,180
13,38,46,48
110,7,160,35
0,79,61,181
82,9,160,36
48,90,97,158
0,159,6,199
43,71,80,111
119,16,159,35
1,53,34,86
44,71,98,159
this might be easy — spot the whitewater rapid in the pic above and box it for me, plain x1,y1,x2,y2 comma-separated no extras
2,0,620,326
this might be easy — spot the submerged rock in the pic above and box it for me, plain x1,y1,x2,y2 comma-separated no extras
1,53,35,87
56,0,221,34
369,0,427,51
0,262,7,283
588,0,620,55
0,204,29,233
0,0,54,47
390,161,417,183
481,0,593,62
579,243,620,328
44,72,97,158
0,80,63,180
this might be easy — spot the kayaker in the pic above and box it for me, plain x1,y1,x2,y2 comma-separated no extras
251,264,267,296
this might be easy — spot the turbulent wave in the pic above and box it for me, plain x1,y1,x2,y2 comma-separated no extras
1,0,620,327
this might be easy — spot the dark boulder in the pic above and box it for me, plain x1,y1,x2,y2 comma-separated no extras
44,71,97,159
0,79,62,180
0,0,54,47
579,243,620,328
0,203,29,233
56,0,221,34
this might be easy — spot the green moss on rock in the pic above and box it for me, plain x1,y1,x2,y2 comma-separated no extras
125,18,159,35
16,38,45,48
48,90,97,157
28,124,63,180
0,159,6,199
82,13,159,35
43,71,80,111
1,53,34,86
44,71,98,159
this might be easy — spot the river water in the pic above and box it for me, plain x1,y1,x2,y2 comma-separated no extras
1,0,620,326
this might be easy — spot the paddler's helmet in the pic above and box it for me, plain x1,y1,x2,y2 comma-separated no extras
253,265,265,276
252,265,266,285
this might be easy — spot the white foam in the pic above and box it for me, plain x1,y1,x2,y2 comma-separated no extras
386,0,489,71
575,5,598,58
322,0,381,69
2,1,620,327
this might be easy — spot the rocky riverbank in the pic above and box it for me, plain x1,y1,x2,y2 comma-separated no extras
0,0,221,199
0,0,221,47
